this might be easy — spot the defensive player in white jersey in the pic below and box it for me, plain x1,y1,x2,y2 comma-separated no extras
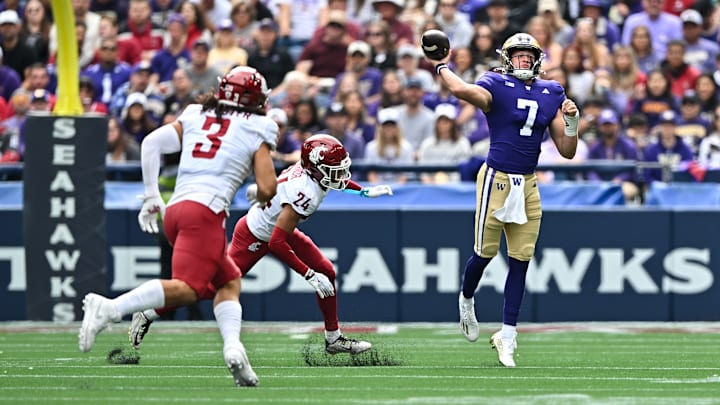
78,66,278,387
128,134,394,354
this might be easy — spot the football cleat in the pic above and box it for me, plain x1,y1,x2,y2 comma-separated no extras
78,293,120,353
325,335,372,355
225,343,259,387
459,293,480,342
129,311,153,349
489,330,518,367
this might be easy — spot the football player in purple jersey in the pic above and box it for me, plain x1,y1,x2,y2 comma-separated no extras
426,32,580,367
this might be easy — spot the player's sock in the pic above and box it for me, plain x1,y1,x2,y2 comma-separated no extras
501,323,517,341
503,257,529,327
142,309,161,321
113,279,165,317
317,294,339,332
462,253,491,298
214,300,243,349
325,329,341,343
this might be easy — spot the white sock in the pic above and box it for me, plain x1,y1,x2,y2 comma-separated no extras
501,324,517,341
113,279,165,317
214,300,242,350
325,329,341,343
142,309,160,321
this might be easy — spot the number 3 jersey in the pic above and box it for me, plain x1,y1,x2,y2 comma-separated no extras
246,162,327,242
168,104,278,213
476,72,566,174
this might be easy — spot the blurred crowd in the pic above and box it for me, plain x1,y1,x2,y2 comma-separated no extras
1,0,720,201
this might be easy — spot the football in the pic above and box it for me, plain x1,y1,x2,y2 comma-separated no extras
421,30,450,61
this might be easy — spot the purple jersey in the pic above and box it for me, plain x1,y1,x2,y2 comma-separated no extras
476,72,565,174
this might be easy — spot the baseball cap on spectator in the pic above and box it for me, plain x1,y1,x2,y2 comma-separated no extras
680,9,703,25
404,77,423,89
538,0,559,12
258,18,278,31
192,38,212,51
377,108,399,125
682,90,701,104
167,13,187,26
326,102,347,116
434,103,457,120
347,40,371,57
597,109,618,125
267,108,287,126
125,92,148,108
132,61,152,74
79,76,95,90
627,112,648,128
397,44,419,59
582,0,603,8
658,110,677,124
0,10,20,25
217,19,233,31
372,0,405,10
487,0,508,8
326,10,347,28
31,89,49,103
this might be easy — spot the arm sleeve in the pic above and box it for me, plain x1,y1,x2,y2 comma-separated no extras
267,226,311,277
141,123,182,197
346,179,363,191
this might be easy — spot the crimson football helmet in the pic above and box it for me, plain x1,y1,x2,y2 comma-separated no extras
217,66,269,108
300,134,352,190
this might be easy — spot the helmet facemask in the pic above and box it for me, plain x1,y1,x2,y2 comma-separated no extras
317,155,352,190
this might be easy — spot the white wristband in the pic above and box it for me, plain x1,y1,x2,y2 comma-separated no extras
563,111,579,137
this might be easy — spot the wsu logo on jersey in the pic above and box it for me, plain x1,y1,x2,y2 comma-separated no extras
308,146,328,164
248,242,262,252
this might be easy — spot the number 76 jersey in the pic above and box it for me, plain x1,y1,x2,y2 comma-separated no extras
169,104,278,214
477,72,565,175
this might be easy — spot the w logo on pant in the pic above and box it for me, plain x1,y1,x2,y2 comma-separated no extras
512,177,523,186
496,183,506,191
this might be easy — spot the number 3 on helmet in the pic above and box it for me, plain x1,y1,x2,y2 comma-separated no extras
217,66,270,109
301,134,352,190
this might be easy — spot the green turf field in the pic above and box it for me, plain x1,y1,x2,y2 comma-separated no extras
1,322,718,404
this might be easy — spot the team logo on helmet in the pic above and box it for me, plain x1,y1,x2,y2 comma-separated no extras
308,146,327,165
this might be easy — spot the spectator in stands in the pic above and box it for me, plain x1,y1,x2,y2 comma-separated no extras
571,17,611,71
586,108,641,202
697,107,720,168
149,13,190,87
106,116,141,163
588,68,626,117
342,89,375,144
79,76,108,114
621,0,682,61
525,16,562,73
0,91,29,162
208,19,248,74
694,73,719,119
49,0,100,69
626,112,655,154
538,0,573,47
199,0,233,33
247,18,293,90
331,40,383,107
449,47,479,84
610,45,647,114
311,0,361,44
119,0,165,61
424,76,461,111
435,0,473,49
162,68,195,119
469,23,499,74
150,0,180,27
228,0,258,52
98,14,142,66
396,44,434,92
0,47,21,102
680,9,719,74
577,95,607,146
176,0,212,51
371,0,414,48
537,129,589,184
394,78,435,156
676,90,712,154
628,25,660,74
484,0,522,50
631,68,679,130
364,107,414,183
661,40,701,99
417,103,472,183
322,102,365,159
643,110,695,183
267,107,300,169
185,38,223,96
121,92,158,143
276,0,328,61
288,98,322,142
332,73,359,106
0,9,38,80
364,19,397,72
561,45,594,106
110,62,165,123
367,69,404,119
581,0,620,51
81,38,133,105
20,0,49,63
296,11,349,81
269,70,311,123
17,63,53,99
